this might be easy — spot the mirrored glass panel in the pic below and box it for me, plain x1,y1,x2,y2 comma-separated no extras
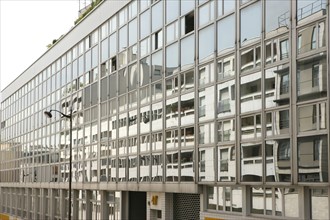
240,72,262,113
217,79,235,118
140,155,150,182
166,151,179,182
240,2,261,45
265,0,290,38
311,188,329,220
297,56,328,101
199,147,215,181
217,15,235,53
297,0,327,21
241,143,262,182
218,145,235,182
199,25,214,61
198,86,215,122
298,135,328,182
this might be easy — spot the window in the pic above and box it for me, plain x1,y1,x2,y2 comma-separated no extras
298,22,325,54
218,119,235,142
199,1,214,27
111,56,117,72
312,63,319,87
181,11,194,35
199,25,214,61
280,73,289,95
240,2,262,45
298,103,326,132
279,110,289,129
241,46,261,73
280,39,289,60
278,140,290,160
220,149,228,171
218,55,235,80
265,0,290,38
241,114,261,139
152,30,163,50
313,139,320,161
217,15,235,53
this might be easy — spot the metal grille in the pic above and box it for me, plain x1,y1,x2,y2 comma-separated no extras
173,193,200,220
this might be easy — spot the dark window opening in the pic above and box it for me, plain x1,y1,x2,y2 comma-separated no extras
185,11,194,34
111,56,117,72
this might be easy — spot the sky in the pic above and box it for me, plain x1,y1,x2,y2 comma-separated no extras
0,0,82,90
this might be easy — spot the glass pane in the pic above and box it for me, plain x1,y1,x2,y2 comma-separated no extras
199,147,215,181
241,143,262,181
166,43,179,76
181,35,195,68
265,0,290,37
240,72,262,113
217,15,235,53
298,135,328,182
311,188,329,219
140,10,151,39
152,1,163,32
297,0,327,21
218,146,235,182
240,2,261,45
129,19,138,46
297,57,327,102
166,0,179,23
199,25,214,61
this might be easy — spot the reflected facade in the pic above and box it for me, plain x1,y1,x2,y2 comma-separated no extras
0,0,330,219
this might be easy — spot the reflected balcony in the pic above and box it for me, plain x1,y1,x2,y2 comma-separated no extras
217,99,231,113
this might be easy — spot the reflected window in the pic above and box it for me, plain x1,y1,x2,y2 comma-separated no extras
199,62,214,86
218,55,235,80
298,135,328,182
240,72,262,113
241,144,262,182
218,119,235,142
199,123,214,145
298,103,326,132
181,70,194,92
199,147,216,181
217,80,235,118
297,56,327,101
241,114,261,140
298,22,325,54
241,46,261,73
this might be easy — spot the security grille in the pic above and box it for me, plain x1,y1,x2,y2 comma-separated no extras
173,193,200,220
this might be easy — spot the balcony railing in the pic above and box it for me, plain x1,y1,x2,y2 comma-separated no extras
297,0,327,20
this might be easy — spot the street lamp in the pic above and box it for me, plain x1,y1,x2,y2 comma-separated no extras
44,109,72,220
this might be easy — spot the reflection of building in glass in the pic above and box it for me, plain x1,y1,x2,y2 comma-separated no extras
0,0,330,219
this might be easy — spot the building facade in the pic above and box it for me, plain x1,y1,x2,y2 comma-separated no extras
0,0,329,219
